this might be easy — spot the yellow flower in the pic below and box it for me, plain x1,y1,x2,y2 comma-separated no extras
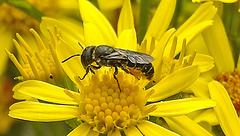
188,14,240,135
0,0,78,78
8,0,219,135
9,77,216,135
5,29,63,82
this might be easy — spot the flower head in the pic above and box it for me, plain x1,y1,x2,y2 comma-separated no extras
188,13,240,135
8,0,218,135
5,28,63,82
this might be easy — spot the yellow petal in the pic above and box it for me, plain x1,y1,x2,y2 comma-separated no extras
117,0,134,35
208,81,240,135
98,0,123,11
68,122,91,136
202,15,234,73
109,129,121,136
144,0,176,41
186,34,210,55
191,54,214,73
40,17,84,52
87,130,99,136
164,115,212,136
78,0,117,45
57,38,86,83
13,80,78,105
84,22,107,45
124,125,142,136
116,28,137,51
149,98,216,117
9,101,78,122
137,120,179,136
164,2,217,56
149,65,200,102
188,109,219,126
188,76,212,98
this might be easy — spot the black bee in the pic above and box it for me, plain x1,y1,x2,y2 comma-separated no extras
62,44,154,90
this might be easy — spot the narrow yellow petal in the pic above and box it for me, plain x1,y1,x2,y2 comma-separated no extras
87,130,99,136
109,129,121,136
13,80,78,105
78,0,117,45
40,17,84,52
164,2,217,56
116,28,137,51
164,115,212,136
56,38,86,83
84,22,107,45
202,15,235,73
117,0,134,35
149,98,216,117
209,81,240,135
124,125,142,136
189,109,219,126
148,65,200,102
191,54,214,73
144,0,176,41
137,120,179,136
186,34,210,55
9,101,78,122
67,122,91,136
188,76,212,98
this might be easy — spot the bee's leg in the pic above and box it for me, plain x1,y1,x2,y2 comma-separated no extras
79,66,91,80
113,66,122,92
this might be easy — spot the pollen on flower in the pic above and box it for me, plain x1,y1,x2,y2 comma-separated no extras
74,68,155,134
0,0,59,33
216,70,240,114
5,29,62,82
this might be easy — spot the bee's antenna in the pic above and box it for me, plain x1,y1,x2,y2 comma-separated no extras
78,42,85,49
62,54,80,63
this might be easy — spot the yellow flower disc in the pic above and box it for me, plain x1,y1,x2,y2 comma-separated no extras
75,68,155,134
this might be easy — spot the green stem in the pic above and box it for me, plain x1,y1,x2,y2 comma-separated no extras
138,0,149,43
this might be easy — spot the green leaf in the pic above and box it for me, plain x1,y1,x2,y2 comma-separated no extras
6,0,44,21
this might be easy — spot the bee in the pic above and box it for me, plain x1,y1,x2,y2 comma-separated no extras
62,44,154,90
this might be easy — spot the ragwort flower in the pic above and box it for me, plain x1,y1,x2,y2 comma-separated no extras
187,14,240,135
5,29,63,82
9,0,218,135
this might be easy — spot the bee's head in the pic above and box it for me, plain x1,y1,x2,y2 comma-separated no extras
81,46,96,68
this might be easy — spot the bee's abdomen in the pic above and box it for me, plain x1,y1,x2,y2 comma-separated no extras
126,61,154,79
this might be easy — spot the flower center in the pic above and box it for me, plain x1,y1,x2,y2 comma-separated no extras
0,0,59,33
75,69,155,134
216,70,240,114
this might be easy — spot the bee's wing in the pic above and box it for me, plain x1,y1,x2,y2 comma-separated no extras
114,48,154,64
102,51,128,60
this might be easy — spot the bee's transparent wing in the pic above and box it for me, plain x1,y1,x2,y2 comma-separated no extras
114,48,154,64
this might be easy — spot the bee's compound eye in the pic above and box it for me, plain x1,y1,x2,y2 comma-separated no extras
81,46,96,68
